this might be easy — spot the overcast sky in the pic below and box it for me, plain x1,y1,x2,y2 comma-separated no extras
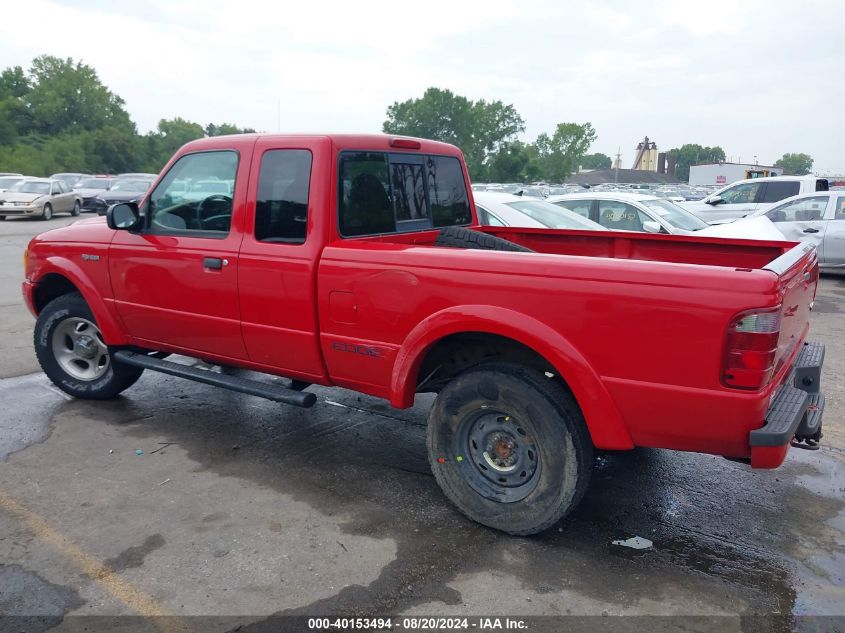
2,0,843,173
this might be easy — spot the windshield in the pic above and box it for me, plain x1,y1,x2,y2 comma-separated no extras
111,180,149,192
642,199,708,231
193,181,230,194
0,177,23,189
76,178,111,188
17,181,50,195
506,200,601,230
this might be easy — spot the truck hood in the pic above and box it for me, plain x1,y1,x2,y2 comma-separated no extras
30,215,114,245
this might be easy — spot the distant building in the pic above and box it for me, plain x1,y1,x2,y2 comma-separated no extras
630,136,674,175
689,163,783,186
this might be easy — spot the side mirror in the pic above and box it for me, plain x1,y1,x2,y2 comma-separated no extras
707,195,724,205
642,221,663,234
107,202,141,231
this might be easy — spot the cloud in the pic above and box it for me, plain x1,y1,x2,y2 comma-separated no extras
1,0,842,172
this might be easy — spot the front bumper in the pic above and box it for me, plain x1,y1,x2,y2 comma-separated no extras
22,279,37,317
0,205,38,216
749,341,825,468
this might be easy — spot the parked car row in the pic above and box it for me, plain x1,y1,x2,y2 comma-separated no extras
0,172,158,220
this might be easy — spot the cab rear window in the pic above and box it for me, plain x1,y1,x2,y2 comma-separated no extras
338,151,470,237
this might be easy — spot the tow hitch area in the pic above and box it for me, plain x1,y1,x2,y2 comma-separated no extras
750,341,825,468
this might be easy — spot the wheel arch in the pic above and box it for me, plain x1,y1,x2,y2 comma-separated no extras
32,260,129,345
390,305,633,450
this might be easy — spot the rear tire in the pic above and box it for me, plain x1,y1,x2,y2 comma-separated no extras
40,203,52,221
71,201,81,217
34,292,143,399
427,362,593,535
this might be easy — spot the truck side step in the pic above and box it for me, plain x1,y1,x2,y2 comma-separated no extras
113,350,317,408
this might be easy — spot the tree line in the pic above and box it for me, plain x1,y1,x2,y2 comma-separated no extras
0,56,254,176
0,57,814,180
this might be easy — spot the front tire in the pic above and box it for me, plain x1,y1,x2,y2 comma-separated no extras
34,292,143,399
41,203,53,221
427,362,593,535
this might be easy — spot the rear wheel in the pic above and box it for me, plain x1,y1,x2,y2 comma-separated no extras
34,292,143,399
427,362,593,535
40,203,52,221
70,200,81,217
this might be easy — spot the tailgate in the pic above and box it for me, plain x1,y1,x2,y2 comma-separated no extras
764,242,819,376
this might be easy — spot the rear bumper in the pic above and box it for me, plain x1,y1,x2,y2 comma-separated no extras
749,341,825,468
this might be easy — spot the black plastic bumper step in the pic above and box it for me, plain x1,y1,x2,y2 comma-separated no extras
750,384,808,447
114,350,316,408
793,341,824,393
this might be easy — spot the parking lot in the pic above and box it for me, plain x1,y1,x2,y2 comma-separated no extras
1,216,844,631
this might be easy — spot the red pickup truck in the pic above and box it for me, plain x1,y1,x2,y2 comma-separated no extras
22,134,825,535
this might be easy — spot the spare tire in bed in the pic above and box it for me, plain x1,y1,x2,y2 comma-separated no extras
434,226,534,253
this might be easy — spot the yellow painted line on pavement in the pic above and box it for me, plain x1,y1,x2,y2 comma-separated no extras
0,488,189,633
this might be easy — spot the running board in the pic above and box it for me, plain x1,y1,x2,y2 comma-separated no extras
113,350,317,408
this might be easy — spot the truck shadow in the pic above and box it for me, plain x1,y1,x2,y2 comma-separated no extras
62,374,843,629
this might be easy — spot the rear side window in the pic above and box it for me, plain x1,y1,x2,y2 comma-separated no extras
338,151,470,237
255,149,312,243
339,152,394,236
760,181,800,203
427,156,470,227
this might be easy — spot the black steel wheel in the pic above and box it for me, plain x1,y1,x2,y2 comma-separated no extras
427,362,593,535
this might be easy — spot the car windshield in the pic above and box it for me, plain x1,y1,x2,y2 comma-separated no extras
111,180,149,192
0,177,23,189
506,200,601,230
76,178,111,188
17,181,50,195
642,199,708,231
193,181,230,194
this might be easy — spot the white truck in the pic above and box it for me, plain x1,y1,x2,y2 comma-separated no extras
681,175,829,224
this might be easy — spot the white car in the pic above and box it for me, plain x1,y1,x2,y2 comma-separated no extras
547,192,784,240
473,192,607,231
679,175,830,224
747,192,845,268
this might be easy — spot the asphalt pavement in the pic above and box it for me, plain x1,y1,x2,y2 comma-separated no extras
0,215,843,632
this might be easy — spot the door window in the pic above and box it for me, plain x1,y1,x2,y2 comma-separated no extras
554,199,592,218
766,196,828,222
833,197,845,220
255,149,312,243
719,182,761,204
760,181,799,203
597,200,650,231
147,150,238,236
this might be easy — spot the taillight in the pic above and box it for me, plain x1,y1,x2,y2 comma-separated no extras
722,308,781,390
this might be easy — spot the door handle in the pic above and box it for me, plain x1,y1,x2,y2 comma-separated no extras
203,257,228,269
803,228,819,234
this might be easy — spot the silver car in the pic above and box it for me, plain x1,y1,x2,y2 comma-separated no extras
749,192,845,268
0,178,82,220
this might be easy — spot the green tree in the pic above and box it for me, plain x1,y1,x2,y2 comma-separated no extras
486,141,530,182
580,152,611,170
532,122,597,182
0,66,29,99
206,122,256,136
383,87,524,179
25,55,133,135
669,144,726,181
774,152,813,176
146,117,205,167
